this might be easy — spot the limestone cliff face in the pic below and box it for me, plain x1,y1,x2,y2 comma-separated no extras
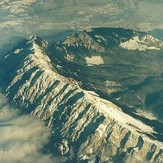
0,31,163,162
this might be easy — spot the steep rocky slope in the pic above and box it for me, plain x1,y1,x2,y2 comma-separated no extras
0,29,163,162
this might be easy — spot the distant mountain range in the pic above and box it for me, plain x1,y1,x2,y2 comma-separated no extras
0,27,163,162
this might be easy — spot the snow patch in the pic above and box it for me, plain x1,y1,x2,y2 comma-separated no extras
119,36,160,51
95,35,107,42
85,56,104,66
65,54,74,61
104,80,121,87
13,48,23,54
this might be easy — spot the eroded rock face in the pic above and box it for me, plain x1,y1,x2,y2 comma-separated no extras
0,29,163,162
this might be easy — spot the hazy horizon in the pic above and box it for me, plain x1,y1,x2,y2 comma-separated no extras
1,0,163,55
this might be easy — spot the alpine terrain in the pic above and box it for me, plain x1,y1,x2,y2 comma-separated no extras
0,28,163,162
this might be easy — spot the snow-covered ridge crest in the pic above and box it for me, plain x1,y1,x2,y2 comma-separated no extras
62,32,105,53
119,35,163,51
4,35,47,59
26,35,48,48
5,35,48,58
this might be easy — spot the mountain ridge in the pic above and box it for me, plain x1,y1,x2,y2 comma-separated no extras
0,27,163,162
47,27,163,121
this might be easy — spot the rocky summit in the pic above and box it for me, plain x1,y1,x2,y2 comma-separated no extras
0,28,163,162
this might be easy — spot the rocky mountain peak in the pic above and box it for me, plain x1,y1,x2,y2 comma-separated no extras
2,35,48,64
26,35,48,48
57,28,163,52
